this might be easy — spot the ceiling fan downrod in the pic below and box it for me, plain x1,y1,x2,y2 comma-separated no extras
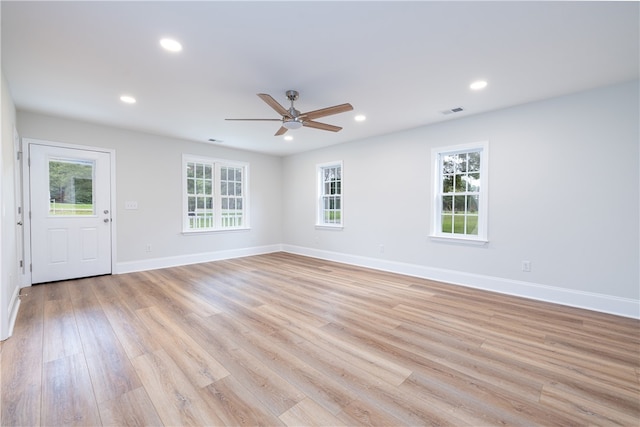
286,90,301,119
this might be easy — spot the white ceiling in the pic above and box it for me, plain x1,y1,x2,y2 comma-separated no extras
2,1,638,156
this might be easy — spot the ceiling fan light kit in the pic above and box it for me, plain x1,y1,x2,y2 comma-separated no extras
226,90,353,136
282,120,303,130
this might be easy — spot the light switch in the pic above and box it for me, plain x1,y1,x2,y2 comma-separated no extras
125,201,138,210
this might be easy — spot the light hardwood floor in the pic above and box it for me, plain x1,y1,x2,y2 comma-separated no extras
1,252,638,426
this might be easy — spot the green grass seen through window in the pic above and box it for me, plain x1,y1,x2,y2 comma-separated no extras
441,214,478,235
49,203,93,216
324,211,341,223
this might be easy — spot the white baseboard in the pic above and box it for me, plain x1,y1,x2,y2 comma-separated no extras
282,245,640,319
2,284,21,341
115,244,283,274
113,243,638,319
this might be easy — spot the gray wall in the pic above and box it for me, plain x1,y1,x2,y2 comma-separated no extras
282,81,639,313
1,71,20,340
17,113,284,272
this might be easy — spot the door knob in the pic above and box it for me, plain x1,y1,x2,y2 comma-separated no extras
104,218,110,223
17,221,23,226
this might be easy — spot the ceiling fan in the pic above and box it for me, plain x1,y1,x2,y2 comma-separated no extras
226,90,353,136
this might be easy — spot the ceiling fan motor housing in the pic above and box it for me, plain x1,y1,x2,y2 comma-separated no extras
288,108,301,118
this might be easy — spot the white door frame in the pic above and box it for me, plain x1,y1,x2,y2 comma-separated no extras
14,127,25,283
22,138,117,286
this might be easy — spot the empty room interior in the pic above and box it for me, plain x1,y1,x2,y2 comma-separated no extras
1,1,638,426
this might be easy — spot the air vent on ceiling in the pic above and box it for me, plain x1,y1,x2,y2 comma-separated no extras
441,106,464,115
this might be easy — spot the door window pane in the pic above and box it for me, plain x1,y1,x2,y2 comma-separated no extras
48,158,94,216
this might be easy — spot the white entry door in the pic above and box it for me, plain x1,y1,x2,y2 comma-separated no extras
30,144,112,284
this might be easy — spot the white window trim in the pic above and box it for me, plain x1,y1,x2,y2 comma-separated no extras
430,141,488,245
316,160,344,229
182,154,250,233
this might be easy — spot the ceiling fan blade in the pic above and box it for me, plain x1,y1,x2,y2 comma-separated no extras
225,118,281,121
274,126,288,136
257,93,291,118
300,103,353,121
303,120,342,132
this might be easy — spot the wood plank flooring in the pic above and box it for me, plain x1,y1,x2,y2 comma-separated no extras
1,252,638,426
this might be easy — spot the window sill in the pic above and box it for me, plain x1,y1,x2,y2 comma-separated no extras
182,227,250,235
315,224,343,231
429,234,488,246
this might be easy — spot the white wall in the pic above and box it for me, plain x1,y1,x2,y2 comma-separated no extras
17,113,284,273
1,70,21,340
282,81,639,317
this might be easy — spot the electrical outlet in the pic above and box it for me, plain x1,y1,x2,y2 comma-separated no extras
145,244,152,253
125,201,138,210
522,260,531,272
379,244,385,253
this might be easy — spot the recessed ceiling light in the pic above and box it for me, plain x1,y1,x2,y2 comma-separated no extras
355,115,366,122
470,80,488,90
120,95,136,104
284,135,293,141
160,38,182,52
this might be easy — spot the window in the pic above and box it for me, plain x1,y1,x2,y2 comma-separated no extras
48,158,94,216
183,155,249,232
317,161,343,227
432,142,488,242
